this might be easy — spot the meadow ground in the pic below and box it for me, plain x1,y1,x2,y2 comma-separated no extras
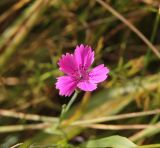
0,0,160,147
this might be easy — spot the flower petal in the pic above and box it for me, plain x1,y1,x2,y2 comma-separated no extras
55,76,77,97
74,44,94,69
89,64,109,83
58,53,77,76
77,80,97,91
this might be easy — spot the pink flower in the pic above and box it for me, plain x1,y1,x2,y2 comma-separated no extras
55,44,109,97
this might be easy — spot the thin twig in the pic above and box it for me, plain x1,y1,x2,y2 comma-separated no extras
129,121,160,142
140,0,160,7
96,0,160,58
0,123,50,133
81,123,160,130
71,109,160,125
0,0,31,24
0,109,58,122
10,143,23,148
0,0,50,72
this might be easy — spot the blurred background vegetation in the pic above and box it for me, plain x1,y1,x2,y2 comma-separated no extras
0,0,160,147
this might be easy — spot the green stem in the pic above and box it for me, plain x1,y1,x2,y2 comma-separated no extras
59,91,79,125
144,8,160,71
65,90,79,113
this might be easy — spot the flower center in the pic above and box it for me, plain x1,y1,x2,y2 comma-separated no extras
73,65,89,81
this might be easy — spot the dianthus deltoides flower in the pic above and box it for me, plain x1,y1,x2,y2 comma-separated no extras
56,44,109,97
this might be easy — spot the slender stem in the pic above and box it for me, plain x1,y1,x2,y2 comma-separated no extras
65,90,79,113
144,7,160,70
59,104,67,124
59,91,79,125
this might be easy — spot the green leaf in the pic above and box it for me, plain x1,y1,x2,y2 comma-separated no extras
85,135,137,148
